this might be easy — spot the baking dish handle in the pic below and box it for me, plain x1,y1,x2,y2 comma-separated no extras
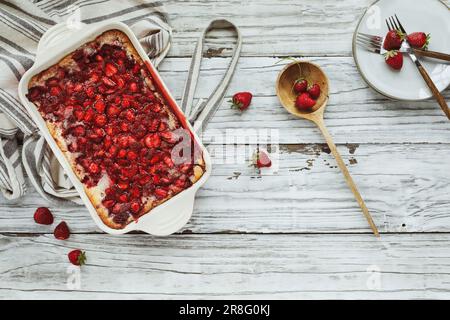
36,23,87,64
134,188,198,236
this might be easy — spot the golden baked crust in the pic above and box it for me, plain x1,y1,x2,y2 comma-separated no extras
28,30,205,229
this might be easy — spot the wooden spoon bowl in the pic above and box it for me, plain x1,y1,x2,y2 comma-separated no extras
276,61,329,118
276,60,379,237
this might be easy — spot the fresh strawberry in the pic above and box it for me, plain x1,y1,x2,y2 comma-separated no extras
54,221,70,240
407,32,430,49
385,50,403,70
33,207,54,225
295,93,316,110
230,92,252,111
307,84,321,99
253,150,272,168
383,30,404,50
68,250,87,266
293,78,308,94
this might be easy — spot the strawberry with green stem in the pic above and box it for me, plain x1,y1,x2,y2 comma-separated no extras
295,92,316,110
407,32,430,50
230,92,253,111
68,250,87,266
383,30,405,50
293,78,308,94
307,84,321,99
385,50,403,70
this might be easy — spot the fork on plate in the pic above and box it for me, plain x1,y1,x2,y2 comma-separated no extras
386,15,450,120
356,15,450,120
356,32,450,61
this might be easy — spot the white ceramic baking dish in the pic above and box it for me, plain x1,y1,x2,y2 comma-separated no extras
18,21,211,236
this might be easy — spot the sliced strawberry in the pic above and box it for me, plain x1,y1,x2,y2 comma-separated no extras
34,207,54,225
129,82,138,92
102,199,115,208
105,63,118,77
144,134,161,148
94,100,106,113
102,76,116,87
154,188,168,199
253,150,272,169
94,114,107,127
130,201,141,214
72,125,85,137
54,221,70,240
88,162,100,174
74,109,85,121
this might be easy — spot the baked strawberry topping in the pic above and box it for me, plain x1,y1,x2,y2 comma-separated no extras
27,40,201,226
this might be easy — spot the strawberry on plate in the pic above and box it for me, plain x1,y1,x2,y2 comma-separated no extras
68,250,87,266
383,30,404,50
384,50,403,70
231,92,253,111
407,32,430,49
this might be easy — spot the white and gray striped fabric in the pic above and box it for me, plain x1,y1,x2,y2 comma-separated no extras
0,0,171,203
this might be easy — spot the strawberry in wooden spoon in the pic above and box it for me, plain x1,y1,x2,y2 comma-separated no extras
295,93,316,110
307,84,321,99
293,78,308,94
383,30,404,50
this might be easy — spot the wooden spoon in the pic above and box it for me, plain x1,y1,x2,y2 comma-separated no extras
276,61,379,237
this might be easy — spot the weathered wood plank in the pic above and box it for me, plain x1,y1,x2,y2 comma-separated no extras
1,233,450,299
165,0,449,57
0,144,448,234
157,57,450,144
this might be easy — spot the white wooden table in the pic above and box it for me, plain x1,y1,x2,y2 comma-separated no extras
1,0,450,299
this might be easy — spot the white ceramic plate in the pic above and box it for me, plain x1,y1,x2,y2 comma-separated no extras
353,0,450,101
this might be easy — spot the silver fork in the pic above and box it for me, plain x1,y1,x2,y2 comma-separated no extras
356,33,385,54
356,32,450,61
387,15,450,120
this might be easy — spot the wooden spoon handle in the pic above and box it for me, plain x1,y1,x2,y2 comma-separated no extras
413,49,450,62
316,120,380,237
416,64,450,120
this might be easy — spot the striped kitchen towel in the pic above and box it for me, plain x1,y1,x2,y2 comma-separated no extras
0,0,171,202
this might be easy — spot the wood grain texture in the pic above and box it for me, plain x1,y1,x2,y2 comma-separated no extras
157,57,450,144
2,0,450,299
1,233,450,299
165,0,377,57
0,144,448,234
165,0,449,57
